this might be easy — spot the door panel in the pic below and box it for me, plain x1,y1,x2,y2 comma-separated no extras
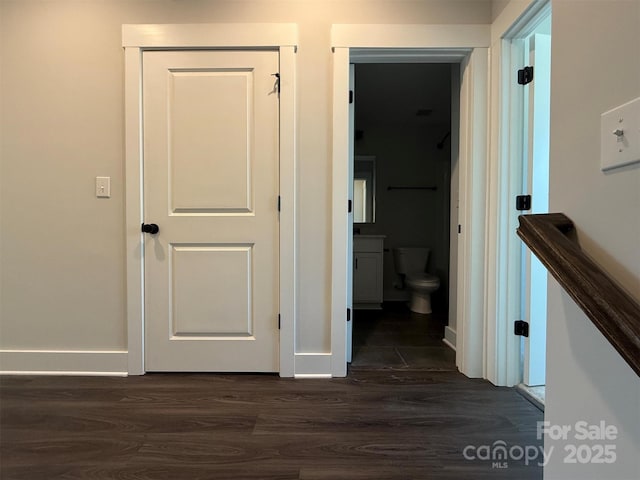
170,70,253,213
171,245,253,336
143,50,279,372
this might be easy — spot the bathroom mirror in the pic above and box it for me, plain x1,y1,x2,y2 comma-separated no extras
354,155,376,223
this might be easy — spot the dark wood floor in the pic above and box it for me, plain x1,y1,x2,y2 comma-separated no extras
352,303,456,370
0,304,537,480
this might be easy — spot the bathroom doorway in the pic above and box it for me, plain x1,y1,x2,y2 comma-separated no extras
349,63,457,370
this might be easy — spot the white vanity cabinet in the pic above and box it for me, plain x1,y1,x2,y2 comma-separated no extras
353,235,385,309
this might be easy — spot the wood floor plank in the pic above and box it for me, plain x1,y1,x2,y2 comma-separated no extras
1,311,543,479
1,370,542,479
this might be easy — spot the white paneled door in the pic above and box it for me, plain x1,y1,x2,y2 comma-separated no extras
143,50,280,372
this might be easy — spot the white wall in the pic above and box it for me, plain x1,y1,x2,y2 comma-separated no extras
0,1,491,361
545,0,640,478
491,0,511,21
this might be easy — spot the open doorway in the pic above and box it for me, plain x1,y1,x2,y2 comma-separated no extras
349,63,457,370
332,35,489,379
506,5,552,406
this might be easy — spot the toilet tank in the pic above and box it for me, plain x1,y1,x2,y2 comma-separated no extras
393,247,430,275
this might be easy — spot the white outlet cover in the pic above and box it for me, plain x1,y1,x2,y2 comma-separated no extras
600,97,640,171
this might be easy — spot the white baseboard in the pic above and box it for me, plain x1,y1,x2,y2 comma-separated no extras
443,326,457,351
0,350,128,376
294,353,332,376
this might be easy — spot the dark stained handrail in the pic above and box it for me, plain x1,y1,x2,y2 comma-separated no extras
517,213,640,377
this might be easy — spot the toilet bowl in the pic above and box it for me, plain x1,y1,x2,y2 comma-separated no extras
393,247,440,314
405,273,440,314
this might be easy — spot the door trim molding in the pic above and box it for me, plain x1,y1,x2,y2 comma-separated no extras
123,24,298,376
484,0,550,386
331,25,489,378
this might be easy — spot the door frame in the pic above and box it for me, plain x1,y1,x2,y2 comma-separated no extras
485,0,551,386
122,23,298,376
331,24,490,377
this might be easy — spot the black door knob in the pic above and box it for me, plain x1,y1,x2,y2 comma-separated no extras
141,223,159,234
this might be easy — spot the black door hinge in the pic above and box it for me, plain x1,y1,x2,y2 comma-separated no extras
347,308,351,322
348,199,353,213
277,195,281,212
516,195,531,211
272,73,280,93
514,320,529,337
349,90,354,104
278,314,281,330
517,66,534,85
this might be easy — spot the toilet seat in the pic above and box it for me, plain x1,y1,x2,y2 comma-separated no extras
406,274,440,288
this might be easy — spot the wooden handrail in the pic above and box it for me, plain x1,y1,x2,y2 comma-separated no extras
517,213,640,377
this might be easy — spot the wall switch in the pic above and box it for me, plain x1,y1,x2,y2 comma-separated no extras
96,176,111,198
600,97,640,171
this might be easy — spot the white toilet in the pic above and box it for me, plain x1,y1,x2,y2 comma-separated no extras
393,247,440,314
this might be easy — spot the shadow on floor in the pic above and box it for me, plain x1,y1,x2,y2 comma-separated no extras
351,302,456,371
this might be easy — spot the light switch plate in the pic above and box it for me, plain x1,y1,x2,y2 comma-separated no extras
96,176,111,198
600,97,640,171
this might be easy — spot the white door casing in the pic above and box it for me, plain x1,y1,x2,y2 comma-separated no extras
485,0,550,386
143,50,279,372
331,24,491,378
123,24,297,376
522,32,551,386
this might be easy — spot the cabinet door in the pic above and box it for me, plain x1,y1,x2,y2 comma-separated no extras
353,253,382,303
